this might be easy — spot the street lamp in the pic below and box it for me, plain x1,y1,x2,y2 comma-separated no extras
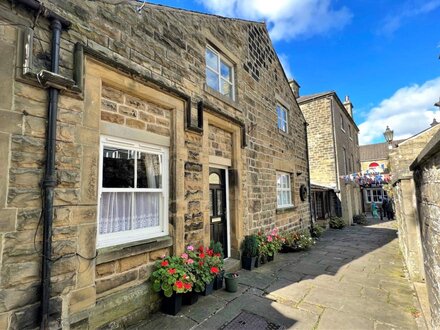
383,126,394,149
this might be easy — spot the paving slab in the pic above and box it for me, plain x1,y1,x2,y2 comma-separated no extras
130,220,425,330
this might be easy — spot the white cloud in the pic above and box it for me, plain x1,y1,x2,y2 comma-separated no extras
278,53,293,79
197,0,352,41
358,77,440,145
380,0,440,35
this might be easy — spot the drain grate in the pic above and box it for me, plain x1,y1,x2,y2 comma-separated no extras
220,311,285,330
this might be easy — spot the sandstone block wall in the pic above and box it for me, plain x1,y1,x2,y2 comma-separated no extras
0,0,309,328
412,131,440,327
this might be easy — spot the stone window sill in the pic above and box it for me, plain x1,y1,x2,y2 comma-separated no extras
204,84,241,112
276,206,297,214
96,235,173,265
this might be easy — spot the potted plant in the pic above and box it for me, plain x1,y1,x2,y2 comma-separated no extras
241,235,258,270
151,255,194,315
185,245,218,296
266,227,283,261
210,241,225,290
224,272,239,293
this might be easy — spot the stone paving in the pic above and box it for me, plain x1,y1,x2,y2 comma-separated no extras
131,218,426,330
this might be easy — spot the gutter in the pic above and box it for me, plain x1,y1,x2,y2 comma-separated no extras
304,121,313,230
12,1,71,328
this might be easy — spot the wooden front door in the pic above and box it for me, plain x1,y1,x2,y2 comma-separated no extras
209,168,228,258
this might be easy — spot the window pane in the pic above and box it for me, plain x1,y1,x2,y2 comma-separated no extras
103,147,134,188
137,152,162,188
277,191,281,206
220,60,232,81
205,48,218,70
217,192,223,215
99,192,133,234
206,68,219,91
220,79,233,98
133,192,160,229
210,190,214,216
277,176,281,188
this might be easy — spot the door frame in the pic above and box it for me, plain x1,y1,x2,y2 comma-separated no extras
209,164,231,259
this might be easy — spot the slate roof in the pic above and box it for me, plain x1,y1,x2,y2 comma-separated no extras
297,91,334,103
360,140,405,161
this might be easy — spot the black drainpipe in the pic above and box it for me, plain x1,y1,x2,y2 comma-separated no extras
304,121,313,230
13,1,70,328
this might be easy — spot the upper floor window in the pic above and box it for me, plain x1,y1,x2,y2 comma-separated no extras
98,136,169,248
205,46,235,100
340,114,345,132
348,125,352,139
277,104,288,133
277,172,293,208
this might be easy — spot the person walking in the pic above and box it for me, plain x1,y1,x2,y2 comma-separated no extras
382,198,389,220
371,201,379,219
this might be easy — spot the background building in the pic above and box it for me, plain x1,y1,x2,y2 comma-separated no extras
296,90,362,225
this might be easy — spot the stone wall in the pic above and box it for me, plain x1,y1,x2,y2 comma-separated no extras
0,0,309,328
411,130,440,328
389,125,440,284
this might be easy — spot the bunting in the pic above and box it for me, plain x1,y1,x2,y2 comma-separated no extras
339,169,392,186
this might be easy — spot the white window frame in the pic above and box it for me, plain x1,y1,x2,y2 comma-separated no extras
277,104,288,133
366,188,388,204
97,136,169,248
205,45,235,100
277,172,293,208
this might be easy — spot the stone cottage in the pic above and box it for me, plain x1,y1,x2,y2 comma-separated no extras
0,0,310,328
295,88,362,225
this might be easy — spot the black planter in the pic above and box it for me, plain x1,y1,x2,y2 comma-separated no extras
201,280,214,296
183,291,199,305
213,271,225,290
242,256,256,271
280,245,293,253
161,292,182,316
267,254,275,262
254,255,260,268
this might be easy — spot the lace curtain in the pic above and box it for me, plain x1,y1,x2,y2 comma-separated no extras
99,192,160,234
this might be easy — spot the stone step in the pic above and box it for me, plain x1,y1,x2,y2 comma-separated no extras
224,258,241,273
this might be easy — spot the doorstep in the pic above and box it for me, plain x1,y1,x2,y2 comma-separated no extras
224,258,241,273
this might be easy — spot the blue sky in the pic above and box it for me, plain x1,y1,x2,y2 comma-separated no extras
145,0,440,144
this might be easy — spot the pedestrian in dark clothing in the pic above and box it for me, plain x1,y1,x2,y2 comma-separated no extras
386,198,394,220
382,198,388,220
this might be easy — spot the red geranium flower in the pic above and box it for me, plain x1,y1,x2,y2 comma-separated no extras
210,266,219,274
161,260,169,267
175,280,183,289
199,261,204,266
214,253,221,257
198,246,204,252
207,249,214,256
184,283,192,290
199,252,205,259
168,268,176,274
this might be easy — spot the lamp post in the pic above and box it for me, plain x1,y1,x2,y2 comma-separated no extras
383,126,394,149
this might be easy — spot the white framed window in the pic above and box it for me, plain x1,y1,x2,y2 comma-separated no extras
277,104,288,133
277,172,293,208
97,136,169,248
205,46,235,100
366,188,388,203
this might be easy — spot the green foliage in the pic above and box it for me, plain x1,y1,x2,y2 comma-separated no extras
282,229,315,251
353,214,368,225
210,240,224,259
256,227,283,257
242,235,258,257
329,216,346,229
150,255,194,297
310,225,325,238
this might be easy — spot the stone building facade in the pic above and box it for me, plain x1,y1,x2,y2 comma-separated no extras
297,91,361,224
410,130,440,328
0,0,309,328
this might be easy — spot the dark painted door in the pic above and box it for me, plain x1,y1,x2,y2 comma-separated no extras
209,168,228,258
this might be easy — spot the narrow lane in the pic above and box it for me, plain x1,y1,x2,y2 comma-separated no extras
133,219,426,330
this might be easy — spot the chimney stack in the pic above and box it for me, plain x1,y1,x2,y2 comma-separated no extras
343,95,353,117
288,79,300,98
431,118,439,127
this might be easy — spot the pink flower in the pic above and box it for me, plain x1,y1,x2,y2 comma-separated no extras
267,235,273,242
187,245,194,251
181,253,188,259
187,258,194,264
